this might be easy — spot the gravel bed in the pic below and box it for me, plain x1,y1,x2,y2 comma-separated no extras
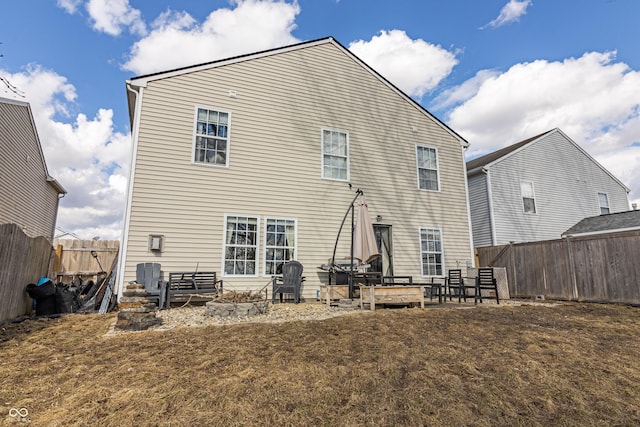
149,302,366,330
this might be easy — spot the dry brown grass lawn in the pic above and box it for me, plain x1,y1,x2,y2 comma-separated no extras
1,302,639,426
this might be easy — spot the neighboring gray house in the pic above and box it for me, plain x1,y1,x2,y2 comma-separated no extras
467,128,630,247
0,97,66,240
119,37,474,299
562,209,640,237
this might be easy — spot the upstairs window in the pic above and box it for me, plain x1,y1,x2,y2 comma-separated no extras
194,107,230,166
224,216,258,276
598,192,610,215
521,181,537,214
419,227,443,276
416,146,439,191
322,129,349,181
264,218,297,276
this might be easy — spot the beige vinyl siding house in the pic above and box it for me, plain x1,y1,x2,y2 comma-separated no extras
119,37,473,299
0,98,66,240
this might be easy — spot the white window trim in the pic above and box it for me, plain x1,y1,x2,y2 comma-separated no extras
597,192,610,215
221,214,260,278
418,226,445,278
321,128,350,182
520,180,537,214
262,217,298,277
192,105,232,168
415,145,441,192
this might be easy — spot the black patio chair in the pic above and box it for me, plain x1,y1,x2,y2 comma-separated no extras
272,260,304,304
475,267,499,304
446,269,474,302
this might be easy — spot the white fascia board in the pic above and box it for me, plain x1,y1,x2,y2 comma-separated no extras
562,225,640,238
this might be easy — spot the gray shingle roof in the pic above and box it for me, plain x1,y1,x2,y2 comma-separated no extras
562,210,640,236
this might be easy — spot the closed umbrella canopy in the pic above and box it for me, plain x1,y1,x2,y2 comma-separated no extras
353,195,381,264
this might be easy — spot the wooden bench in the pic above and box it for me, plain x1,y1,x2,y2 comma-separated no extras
166,272,223,307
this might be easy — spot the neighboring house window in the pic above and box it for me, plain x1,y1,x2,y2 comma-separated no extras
194,107,230,166
322,129,349,181
264,218,297,275
598,192,610,215
416,146,439,191
419,227,443,276
521,181,537,214
224,216,258,276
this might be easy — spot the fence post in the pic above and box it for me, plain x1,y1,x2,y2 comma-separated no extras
53,244,63,276
564,236,579,300
508,242,516,297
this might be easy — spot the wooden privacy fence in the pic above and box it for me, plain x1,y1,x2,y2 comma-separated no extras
0,223,54,321
51,239,120,283
476,230,640,305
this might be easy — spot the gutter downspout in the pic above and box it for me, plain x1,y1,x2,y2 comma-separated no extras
484,167,498,247
462,146,475,267
116,82,144,300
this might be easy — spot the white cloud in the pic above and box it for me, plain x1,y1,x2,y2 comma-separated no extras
431,69,499,111
1,66,131,240
348,30,458,99
445,51,640,207
57,0,82,14
56,0,146,36
123,0,300,75
482,0,532,29
86,0,147,36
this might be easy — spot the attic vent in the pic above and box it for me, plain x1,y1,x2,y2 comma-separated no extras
149,235,163,252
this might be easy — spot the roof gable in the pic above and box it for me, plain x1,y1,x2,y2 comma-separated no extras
126,37,467,147
466,128,630,192
466,129,554,172
0,97,66,195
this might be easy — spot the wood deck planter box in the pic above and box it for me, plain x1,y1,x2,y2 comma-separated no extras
359,285,425,311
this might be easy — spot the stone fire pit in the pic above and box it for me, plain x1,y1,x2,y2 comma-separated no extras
204,291,268,318
205,300,268,318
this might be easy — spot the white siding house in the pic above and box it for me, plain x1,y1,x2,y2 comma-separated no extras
119,37,474,299
467,128,630,247
0,97,66,240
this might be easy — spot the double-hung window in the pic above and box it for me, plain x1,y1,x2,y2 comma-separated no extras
264,218,297,275
224,216,258,276
598,192,610,215
521,181,537,214
416,146,439,191
194,107,230,166
419,227,443,276
322,129,349,181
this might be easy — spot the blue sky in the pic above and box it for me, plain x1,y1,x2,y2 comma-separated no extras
1,0,639,239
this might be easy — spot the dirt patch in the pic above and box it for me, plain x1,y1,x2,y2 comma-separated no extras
1,301,638,426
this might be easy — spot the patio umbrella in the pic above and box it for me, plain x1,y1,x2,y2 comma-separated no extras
353,195,381,264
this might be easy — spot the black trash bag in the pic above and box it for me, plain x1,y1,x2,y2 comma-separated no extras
26,279,58,316
25,280,56,299
35,294,57,316
55,285,81,313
